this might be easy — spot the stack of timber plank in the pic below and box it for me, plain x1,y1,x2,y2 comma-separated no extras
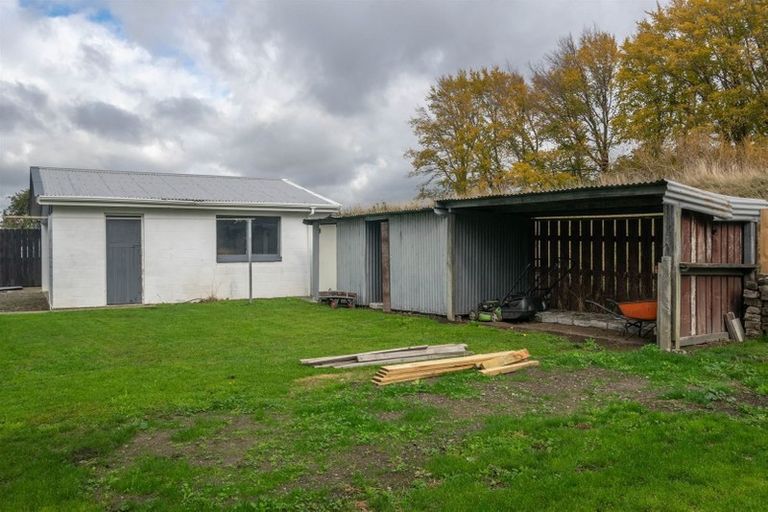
373,349,538,386
300,344,470,369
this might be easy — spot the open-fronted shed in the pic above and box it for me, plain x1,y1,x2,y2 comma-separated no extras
309,180,767,349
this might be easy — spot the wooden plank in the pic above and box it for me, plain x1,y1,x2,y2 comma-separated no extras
732,222,743,264
627,217,641,300
356,344,467,362
657,256,673,351
381,350,529,372
476,351,531,370
724,312,745,342
592,219,606,303
374,366,472,385
662,204,682,349
640,217,653,298
479,360,540,377
712,275,723,334
760,210,768,273
696,275,708,336
581,219,592,306
617,217,629,300
300,345,430,365
569,220,581,311
679,332,730,347
681,212,692,262
680,275,692,338
548,220,559,307
336,351,472,368
601,218,612,302
743,222,756,265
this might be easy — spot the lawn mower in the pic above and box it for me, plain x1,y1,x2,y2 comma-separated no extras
469,257,573,322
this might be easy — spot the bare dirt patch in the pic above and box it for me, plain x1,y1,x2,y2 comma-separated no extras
105,413,263,471
412,367,766,419
293,372,357,389
282,443,420,497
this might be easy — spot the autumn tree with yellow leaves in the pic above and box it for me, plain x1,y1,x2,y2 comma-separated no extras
408,0,768,197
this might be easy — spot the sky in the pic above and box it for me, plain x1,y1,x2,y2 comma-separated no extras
0,0,662,211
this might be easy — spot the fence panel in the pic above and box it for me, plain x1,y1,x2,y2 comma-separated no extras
533,215,662,310
0,229,42,287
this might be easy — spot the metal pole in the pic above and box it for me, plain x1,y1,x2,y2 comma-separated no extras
247,219,252,303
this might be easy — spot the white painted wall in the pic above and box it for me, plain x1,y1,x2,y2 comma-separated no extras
49,206,312,308
49,207,107,308
318,224,337,291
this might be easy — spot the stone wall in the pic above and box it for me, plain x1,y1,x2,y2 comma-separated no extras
744,273,768,338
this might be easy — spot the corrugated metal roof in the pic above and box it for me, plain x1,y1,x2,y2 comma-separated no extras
441,179,668,202
30,166,340,208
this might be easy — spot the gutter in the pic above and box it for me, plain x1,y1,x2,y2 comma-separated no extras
36,196,340,213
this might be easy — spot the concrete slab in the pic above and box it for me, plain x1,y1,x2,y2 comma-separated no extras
0,287,49,312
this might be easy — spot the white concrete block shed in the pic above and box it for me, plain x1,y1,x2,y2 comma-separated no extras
29,167,340,309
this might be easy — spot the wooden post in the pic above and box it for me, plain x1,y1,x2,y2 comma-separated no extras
657,256,673,351
310,223,320,300
380,221,391,312
662,204,682,349
760,209,768,274
445,213,456,321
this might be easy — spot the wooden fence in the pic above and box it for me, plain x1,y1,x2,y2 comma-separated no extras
0,229,42,287
533,216,663,311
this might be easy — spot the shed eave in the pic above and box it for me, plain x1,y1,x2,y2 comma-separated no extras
438,182,668,211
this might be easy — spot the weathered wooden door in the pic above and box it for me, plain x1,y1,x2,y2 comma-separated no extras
106,218,142,305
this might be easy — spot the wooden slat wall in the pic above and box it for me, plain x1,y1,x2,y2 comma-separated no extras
533,216,662,311
0,228,42,287
679,212,744,337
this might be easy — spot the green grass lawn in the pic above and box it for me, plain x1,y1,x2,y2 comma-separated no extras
1,298,767,511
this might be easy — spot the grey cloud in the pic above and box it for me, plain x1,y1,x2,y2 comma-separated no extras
3,0,663,210
0,102,30,132
153,97,216,125
0,81,48,132
223,118,367,189
80,43,112,72
72,101,146,143
258,1,656,115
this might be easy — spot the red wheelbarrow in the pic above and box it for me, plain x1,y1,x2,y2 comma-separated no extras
586,299,657,338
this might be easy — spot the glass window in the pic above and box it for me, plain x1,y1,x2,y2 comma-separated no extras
252,217,280,258
216,217,281,262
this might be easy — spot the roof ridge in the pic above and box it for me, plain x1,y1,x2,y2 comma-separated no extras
35,166,286,182
281,178,341,207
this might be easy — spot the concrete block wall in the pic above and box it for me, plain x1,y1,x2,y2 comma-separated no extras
48,206,311,308
743,273,768,338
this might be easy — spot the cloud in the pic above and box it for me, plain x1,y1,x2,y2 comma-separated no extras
72,101,146,142
0,0,662,210
152,97,216,126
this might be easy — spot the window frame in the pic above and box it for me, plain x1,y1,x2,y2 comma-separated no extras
216,216,282,263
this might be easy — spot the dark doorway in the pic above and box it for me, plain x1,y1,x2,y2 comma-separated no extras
106,217,142,305
365,220,390,308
